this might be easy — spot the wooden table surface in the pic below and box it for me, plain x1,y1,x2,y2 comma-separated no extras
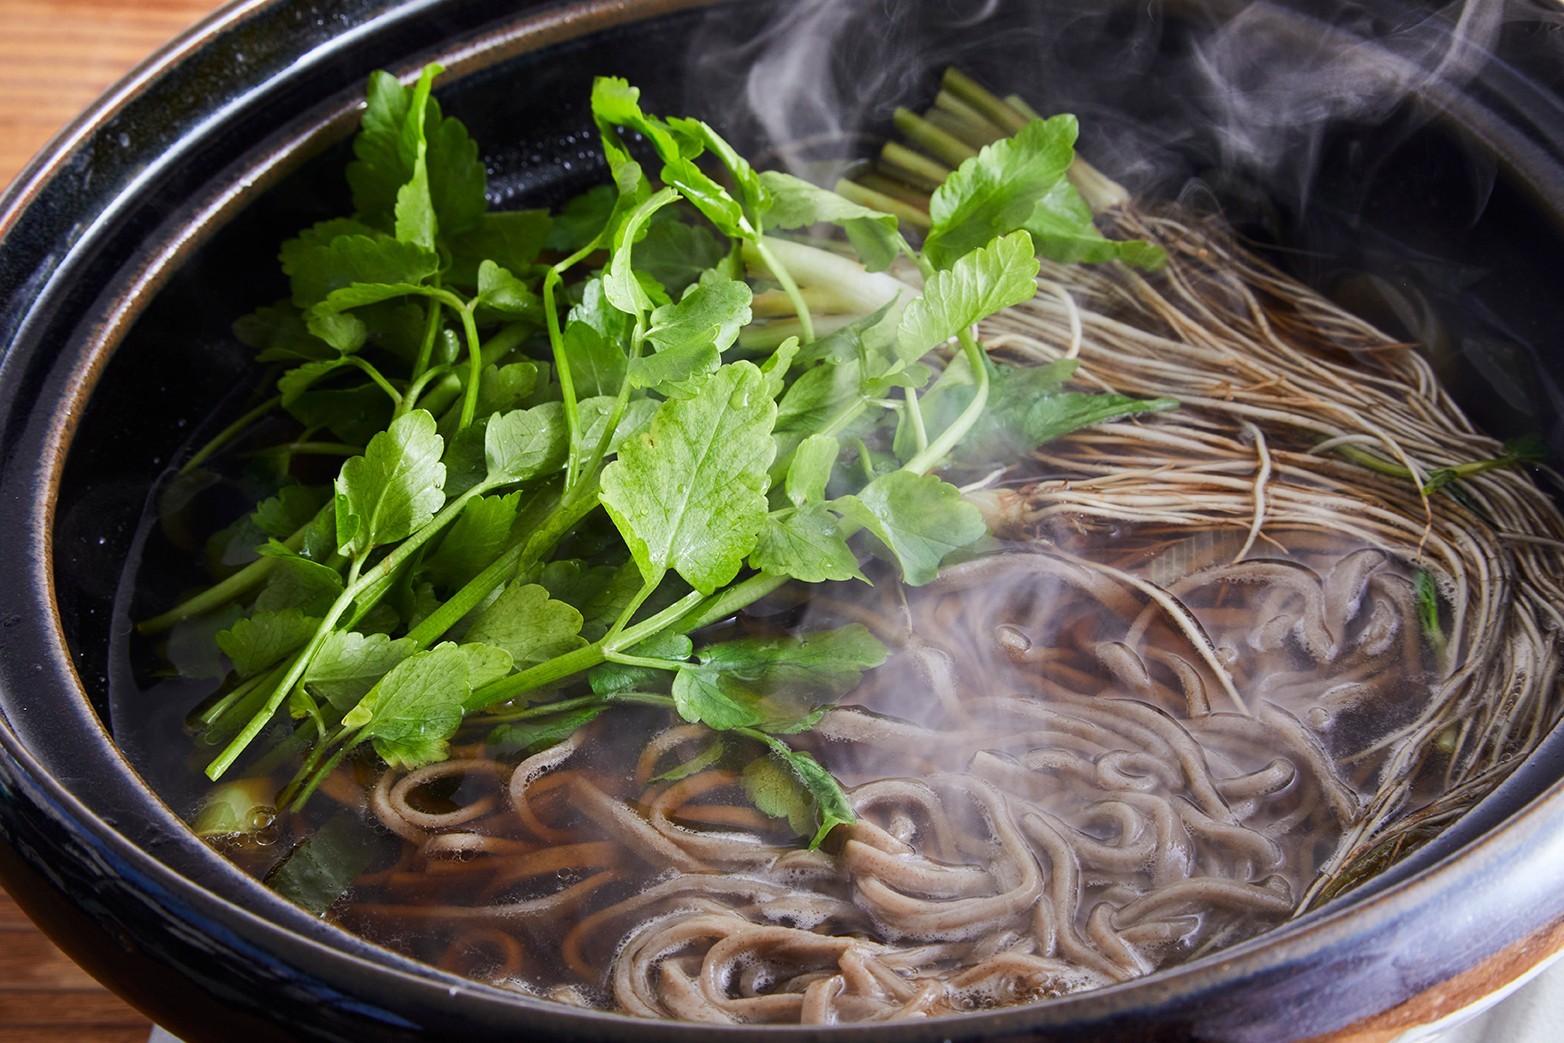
0,6,230,1039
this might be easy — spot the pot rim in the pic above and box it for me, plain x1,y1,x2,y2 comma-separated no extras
4,1,1564,1039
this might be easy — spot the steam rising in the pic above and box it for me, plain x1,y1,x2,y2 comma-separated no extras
688,0,1523,213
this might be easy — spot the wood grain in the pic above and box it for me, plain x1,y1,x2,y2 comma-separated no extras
0,887,154,1041
0,0,227,190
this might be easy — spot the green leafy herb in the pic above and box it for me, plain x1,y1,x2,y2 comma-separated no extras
154,65,1184,858
836,470,987,584
600,362,778,594
334,410,446,558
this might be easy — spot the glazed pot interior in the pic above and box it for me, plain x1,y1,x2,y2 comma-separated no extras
7,0,1564,1040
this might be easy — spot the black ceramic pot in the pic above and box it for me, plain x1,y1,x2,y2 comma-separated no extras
4,0,1564,1040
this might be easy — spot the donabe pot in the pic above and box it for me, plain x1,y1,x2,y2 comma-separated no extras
3,1,1564,1040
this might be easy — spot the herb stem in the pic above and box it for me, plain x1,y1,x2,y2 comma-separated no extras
242,441,361,459
834,179,931,229
468,589,703,711
208,479,497,778
137,511,320,635
892,106,977,168
206,556,366,780
603,574,661,646
196,662,286,733
408,297,443,387
455,303,485,431
403,479,593,650
178,395,281,476
399,364,450,417
748,235,815,343
903,329,990,474
345,356,403,407
469,640,607,710
484,692,603,723
902,386,930,455
601,651,680,671
607,589,706,652
543,266,586,488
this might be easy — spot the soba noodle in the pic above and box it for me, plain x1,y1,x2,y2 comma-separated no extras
133,67,1564,1025
303,201,1564,1022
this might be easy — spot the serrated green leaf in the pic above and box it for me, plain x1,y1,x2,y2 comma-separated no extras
488,706,607,757
546,184,616,253
574,557,645,642
287,384,392,446
954,361,1177,464
631,270,752,390
764,740,854,848
276,358,351,408
662,155,748,239
281,230,438,310
334,409,446,557
484,402,568,484
760,337,799,400
254,551,346,617
774,359,863,436
563,321,628,398
600,363,777,594
439,419,489,500
463,582,586,671
692,624,886,706
591,76,684,168
751,504,865,584
346,65,486,240
475,260,540,318
577,396,658,462
216,608,321,678
836,470,986,585
923,115,1078,270
423,104,488,239
447,209,552,285
457,642,514,693
342,643,471,768
423,491,520,591
896,231,1039,363
345,70,413,228
537,559,618,611
569,274,633,339
634,219,728,296
305,310,367,354
672,624,883,732
1022,181,1165,269
235,302,336,363
253,486,330,540
305,630,416,711
671,667,767,731
393,65,440,249
314,281,434,317
603,188,680,318
785,434,840,507
667,116,769,229
474,361,542,418
759,170,899,271
742,754,815,837
1015,389,1179,447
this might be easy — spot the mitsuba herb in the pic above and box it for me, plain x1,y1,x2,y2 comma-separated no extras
144,65,1173,850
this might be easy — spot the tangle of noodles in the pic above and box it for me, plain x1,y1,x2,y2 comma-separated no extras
290,202,1564,1023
